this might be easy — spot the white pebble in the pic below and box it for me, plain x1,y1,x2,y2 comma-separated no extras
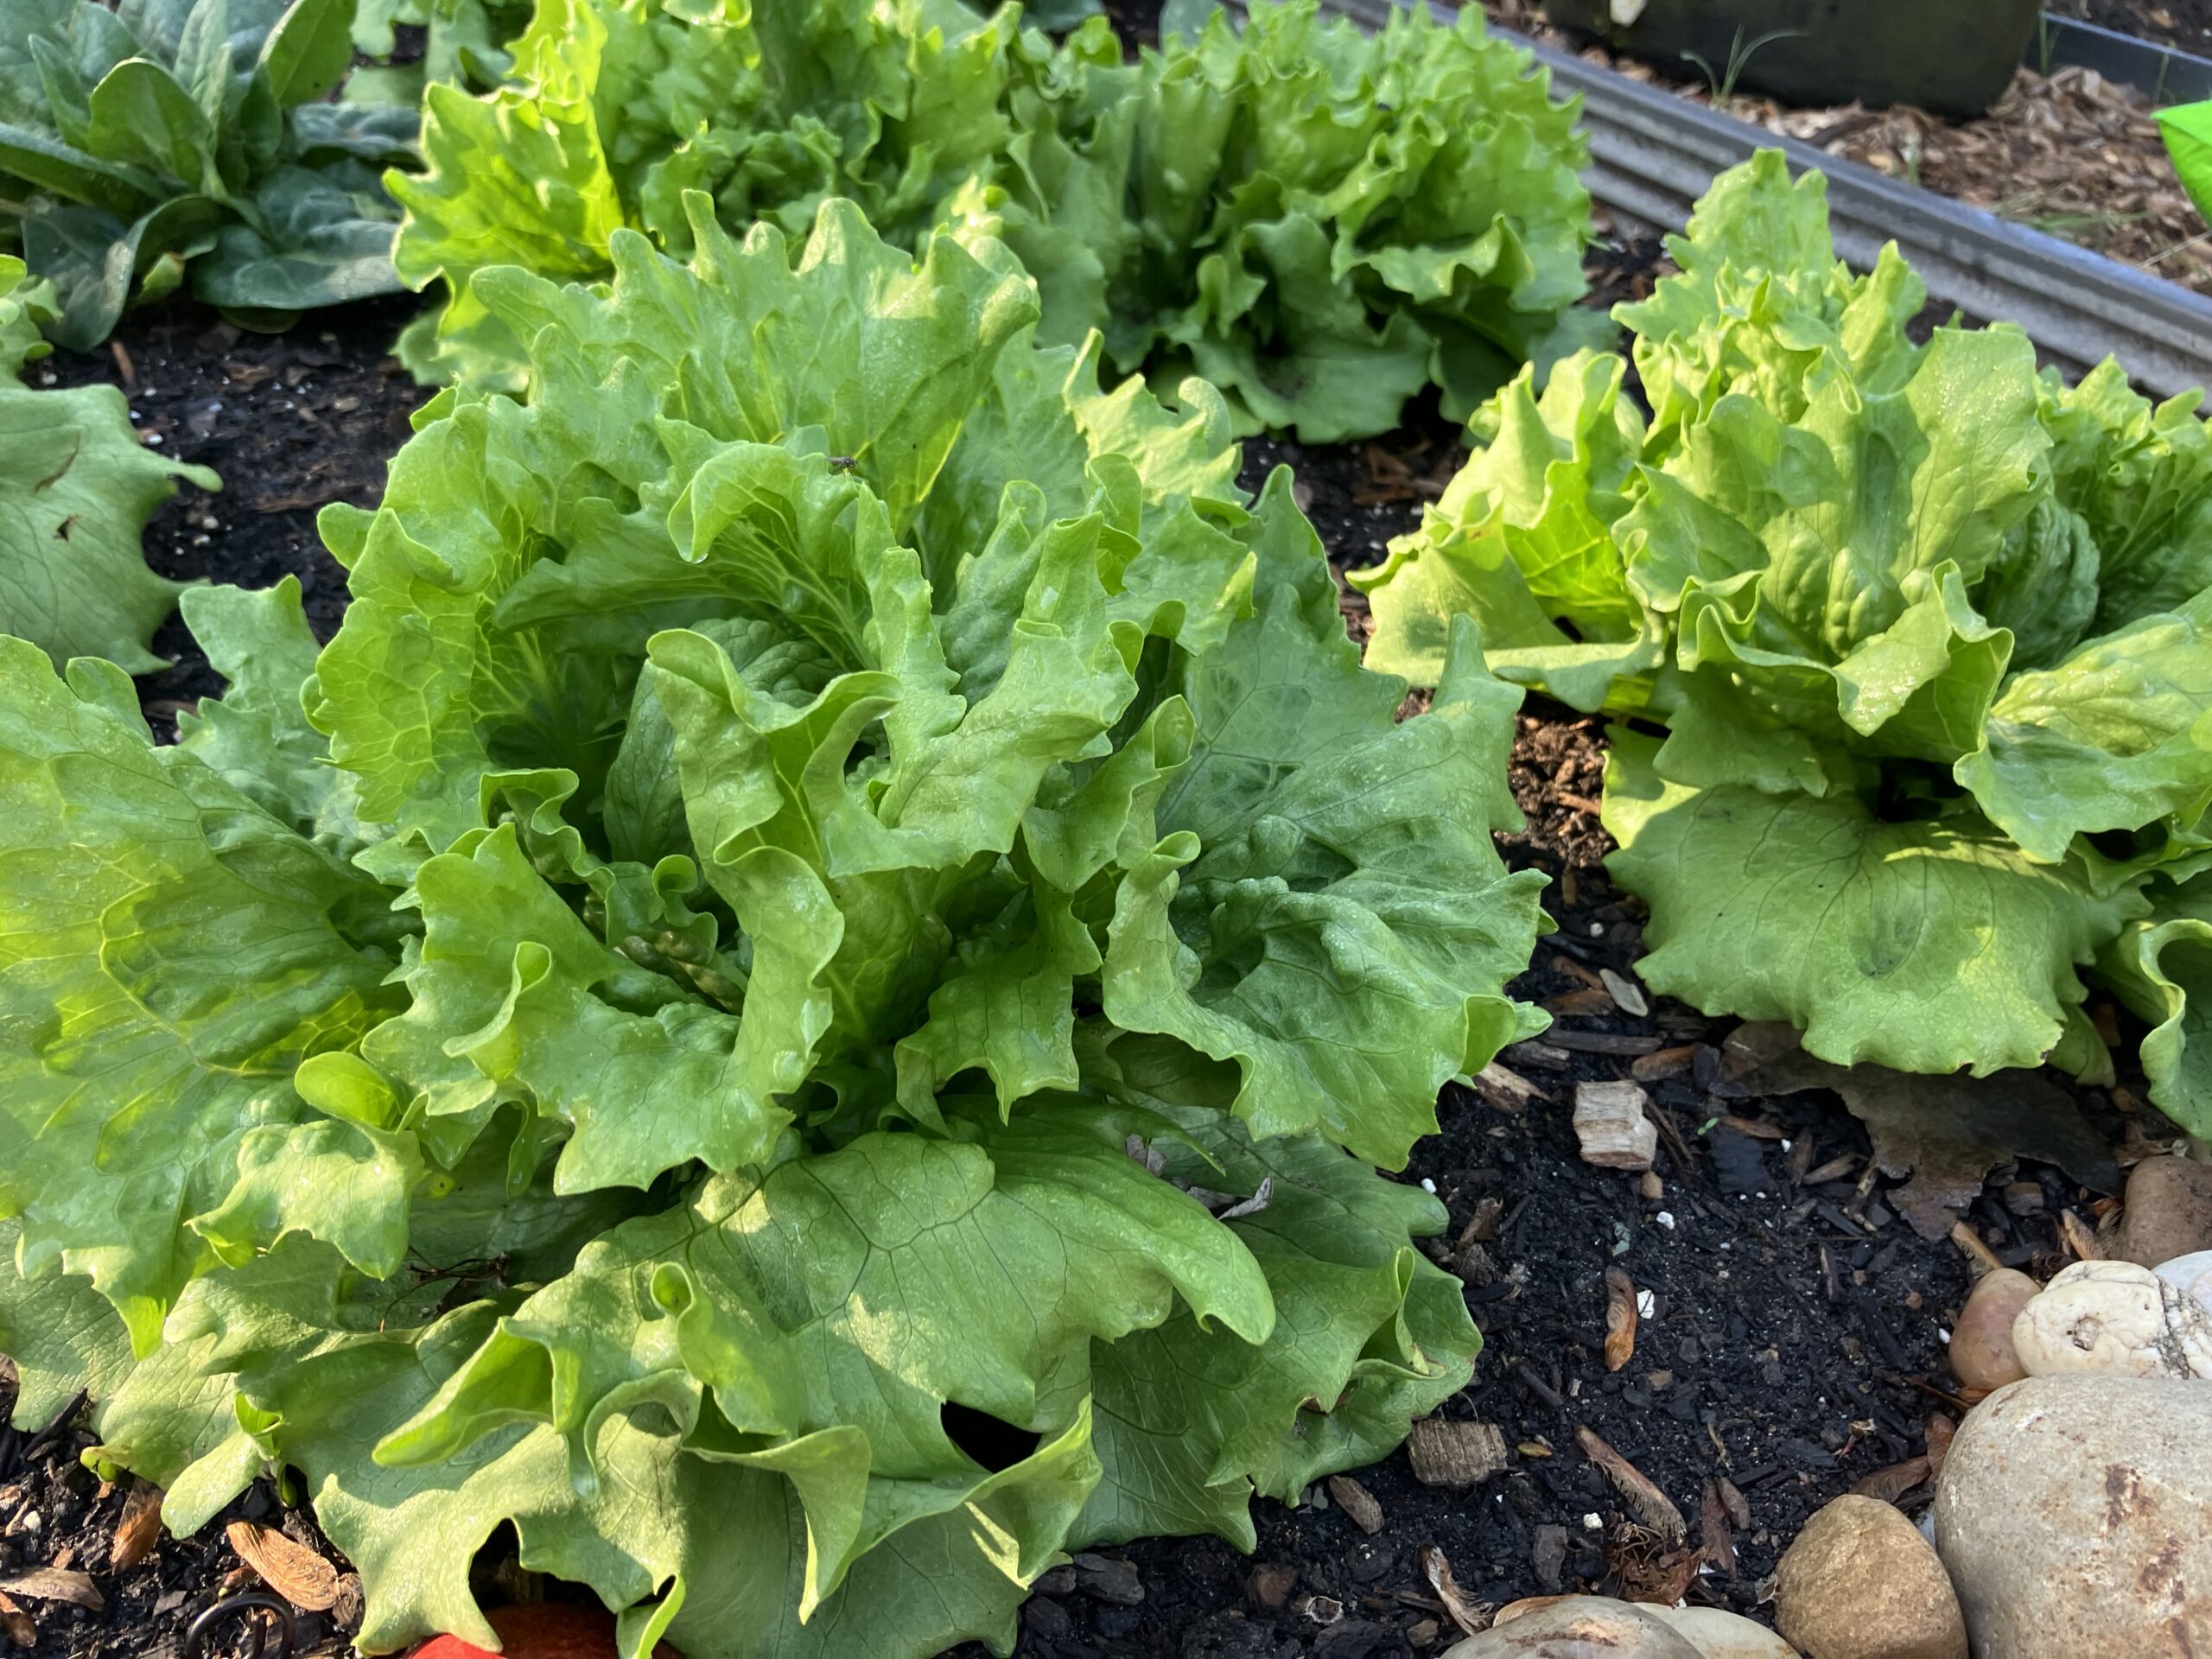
1582,1512,1604,1530
1421,1178,1437,1193
1656,1211,1675,1229
1637,1289,1656,1318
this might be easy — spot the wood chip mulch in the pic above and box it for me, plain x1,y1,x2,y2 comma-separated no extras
1481,0,2212,303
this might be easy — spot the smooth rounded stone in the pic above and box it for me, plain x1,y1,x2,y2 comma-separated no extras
2117,1155,2212,1268
1948,1267,2038,1390
1644,1605,1802,1658
1444,1596,1703,1657
2011,1258,2212,1379
1773,1495,1967,1659
2155,1249,2212,1317
1934,1373,2212,1655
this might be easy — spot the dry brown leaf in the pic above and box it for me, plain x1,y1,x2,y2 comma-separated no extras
1716,1024,2117,1238
1697,1479,1736,1575
1603,1266,1639,1372
226,1521,339,1611
1850,1455,1932,1504
2059,1208,2102,1261
1575,1427,1686,1542
1418,1545,1490,1637
1325,1475,1384,1536
109,1482,164,1573
0,1570,102,1612
1630,1044,1697,1082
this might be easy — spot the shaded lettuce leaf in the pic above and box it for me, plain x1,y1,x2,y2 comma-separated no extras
1071,1033,1476,1548
1604,729,2141,1077
2098,870,2212,1139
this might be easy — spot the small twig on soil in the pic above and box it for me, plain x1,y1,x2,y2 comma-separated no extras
1512,1362,1566,1410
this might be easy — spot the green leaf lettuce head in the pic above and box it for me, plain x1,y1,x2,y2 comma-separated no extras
0,201,1546,1657
0,0,420,351
1355,149,2212,1132
0,253,219,668
387,0,1601,439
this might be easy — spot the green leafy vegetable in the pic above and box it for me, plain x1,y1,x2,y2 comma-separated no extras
1,203,1541,1657
0,0,419,350
0,254,218,669
1357,150,2212,1132
346,0,532,106
388,0,1601,436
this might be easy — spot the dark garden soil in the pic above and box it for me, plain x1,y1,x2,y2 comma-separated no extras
2056,0,2212,54
0,238,2177,1659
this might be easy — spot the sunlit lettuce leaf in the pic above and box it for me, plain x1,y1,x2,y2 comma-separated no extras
1357,350,1661,712
0,640,401,1350
0,254,216,671
390,0,1595,437
1373,149,2212,1102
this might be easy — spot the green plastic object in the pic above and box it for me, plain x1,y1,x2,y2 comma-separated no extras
2161,100,2212,224
1541,0,2040,118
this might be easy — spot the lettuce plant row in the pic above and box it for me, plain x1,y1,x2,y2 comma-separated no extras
0,203,1551,1656
387,0,1602,440
1360,152,2212,1135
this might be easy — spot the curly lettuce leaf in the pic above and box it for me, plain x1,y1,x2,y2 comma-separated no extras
2098,870,2212,1139
391,0,1595,438
1604,728,2141,1077
0,255,217,670
3,200,1523,1659
0,640,402,1349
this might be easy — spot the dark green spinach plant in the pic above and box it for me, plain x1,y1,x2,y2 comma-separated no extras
0,0,417,349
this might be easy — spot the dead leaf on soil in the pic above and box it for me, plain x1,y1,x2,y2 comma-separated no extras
226,1521,338,1611
109,1482,164,1573
1419,1545,1491,1637
1850,1455,1932,1505
1715,1023,2118,1238
1575,1427,1686,1542
1923,1413,1958,1481
1603,1267,1639,1371
0,1570,102,1611
1697,1479,1736,1575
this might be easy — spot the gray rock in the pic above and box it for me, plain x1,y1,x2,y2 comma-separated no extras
1934,1373,2212,1655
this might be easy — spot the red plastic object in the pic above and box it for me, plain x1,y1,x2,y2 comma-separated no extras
410,1604,680,1659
